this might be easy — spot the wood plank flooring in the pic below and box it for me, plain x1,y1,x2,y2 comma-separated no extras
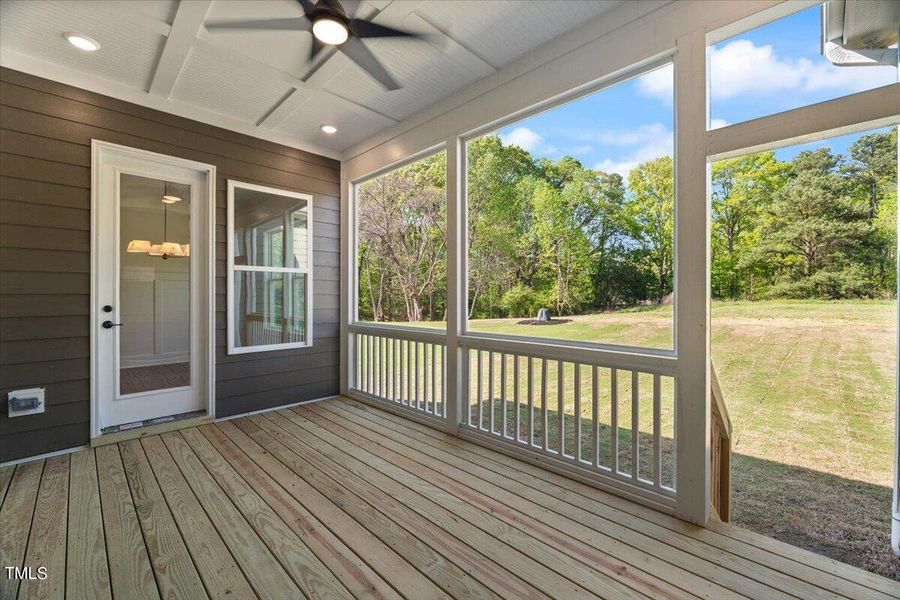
0,396,896,599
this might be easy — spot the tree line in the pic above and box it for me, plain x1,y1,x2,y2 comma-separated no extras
357,129,897,322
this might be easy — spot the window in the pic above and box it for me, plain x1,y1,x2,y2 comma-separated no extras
465,62,675,350
227,181,312,353
355,150,447,328
708,2,898,129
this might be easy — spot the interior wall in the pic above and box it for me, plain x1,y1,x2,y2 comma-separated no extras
0,67,341,461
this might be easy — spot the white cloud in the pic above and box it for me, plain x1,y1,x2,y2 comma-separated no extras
708,39,896,100
593,127,673,178
571,144,593,155
578,122,670,147
636,40,896,105
500,127,544,152
709,118,729,129
635,64,674,104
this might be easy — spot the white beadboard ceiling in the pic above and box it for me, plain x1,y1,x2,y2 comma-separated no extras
0,0,623,158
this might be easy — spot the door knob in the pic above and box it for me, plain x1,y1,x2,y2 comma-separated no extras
102,321,123,329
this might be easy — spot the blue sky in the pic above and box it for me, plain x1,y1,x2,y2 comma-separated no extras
495,5,896,176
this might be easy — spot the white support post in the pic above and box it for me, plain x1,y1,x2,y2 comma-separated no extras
674,30,711,525
445,137,462,434
340,178,353,396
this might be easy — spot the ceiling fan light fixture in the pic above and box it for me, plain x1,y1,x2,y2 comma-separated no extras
312,17,348,45
65,33,100,52
321,124,337,134
161,195,182,204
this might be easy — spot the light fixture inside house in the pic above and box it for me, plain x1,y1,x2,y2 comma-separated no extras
321,124,337,135
126,181,188,260
126,240,152,253
312,17,348,45
65,33,100,52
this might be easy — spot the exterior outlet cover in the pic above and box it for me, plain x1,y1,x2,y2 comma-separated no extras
7,387,45,417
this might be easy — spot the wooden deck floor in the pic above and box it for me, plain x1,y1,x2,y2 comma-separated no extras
1,397,896,600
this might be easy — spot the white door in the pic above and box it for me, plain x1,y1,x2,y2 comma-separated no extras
93,142,214,434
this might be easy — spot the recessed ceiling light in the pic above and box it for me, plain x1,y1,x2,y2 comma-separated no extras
321,125,338,135
65,33,100,52
312,18,349,46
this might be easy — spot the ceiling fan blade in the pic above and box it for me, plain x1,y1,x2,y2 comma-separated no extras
340,38,400,90
338,0,361,18
297,0,316,19
205,18,309,32
348,19,422,39
310,35,326,62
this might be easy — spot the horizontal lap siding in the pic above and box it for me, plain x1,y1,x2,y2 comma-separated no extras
0,68,341,461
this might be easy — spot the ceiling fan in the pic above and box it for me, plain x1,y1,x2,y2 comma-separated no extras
205,0,423,90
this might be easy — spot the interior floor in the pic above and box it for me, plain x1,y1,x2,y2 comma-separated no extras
0,397,895,599
119,362,190,395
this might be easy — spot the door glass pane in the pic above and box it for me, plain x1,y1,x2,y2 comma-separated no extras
233,271,307,348
232,186,309,268
119,174,191,395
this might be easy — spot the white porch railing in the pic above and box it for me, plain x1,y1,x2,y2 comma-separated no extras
458,338,677,508
349,324,447,421
348,323,679,510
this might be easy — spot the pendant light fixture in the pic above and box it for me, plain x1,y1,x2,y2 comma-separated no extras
126,181,189,259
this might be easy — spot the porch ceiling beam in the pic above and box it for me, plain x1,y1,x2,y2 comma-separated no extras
408,12,497,78
148,0,213,97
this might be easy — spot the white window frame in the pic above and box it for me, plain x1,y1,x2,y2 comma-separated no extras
350,145,448,332
458,55,677,355
227,180,314,354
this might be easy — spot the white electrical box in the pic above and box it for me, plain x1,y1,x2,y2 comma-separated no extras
7,387,45,417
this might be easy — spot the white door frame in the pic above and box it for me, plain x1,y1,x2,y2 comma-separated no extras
90,140,216,439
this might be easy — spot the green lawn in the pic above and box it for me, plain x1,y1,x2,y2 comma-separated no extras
372,300,897,577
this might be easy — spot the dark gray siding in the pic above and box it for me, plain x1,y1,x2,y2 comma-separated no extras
0,67,341,461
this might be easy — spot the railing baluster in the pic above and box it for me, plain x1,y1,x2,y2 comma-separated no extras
541,358,549,452
631,370,639,480
488,351,495,433
527,356,534,446
574,363,581,462
423,341,430,413
414,341,420,410
381,336,387,398
402,340,409,406
611,368,619,474
557,360,564,456
501,353,508,438
394,337,400,403
441,345,446,418
514,355,520,443
368,334,374,394
431,343,437,415
477,350,484,430
592,365,599,468
653,373,662,486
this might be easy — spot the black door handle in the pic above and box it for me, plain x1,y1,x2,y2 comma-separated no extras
102,321,123,329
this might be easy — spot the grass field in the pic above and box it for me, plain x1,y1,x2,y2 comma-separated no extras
375,300,897,577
